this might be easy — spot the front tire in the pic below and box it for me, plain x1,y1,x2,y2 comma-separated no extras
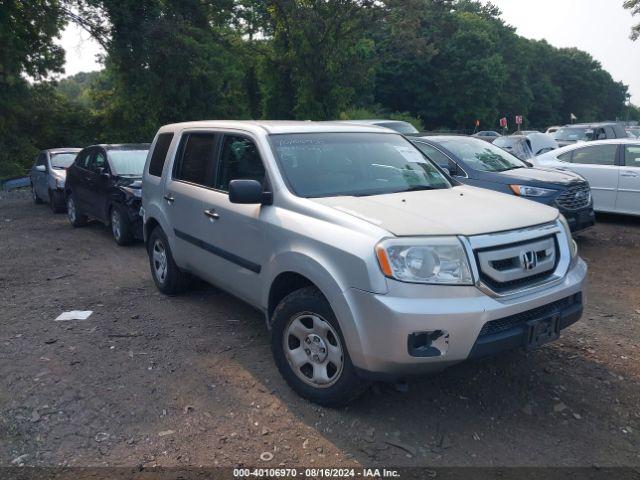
32,185,43,204
271,286,369,407
110,205,134,246
147,226,190,294
66,193,87,227
49,190,66,213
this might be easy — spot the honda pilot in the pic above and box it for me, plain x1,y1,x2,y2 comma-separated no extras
141,121,587,406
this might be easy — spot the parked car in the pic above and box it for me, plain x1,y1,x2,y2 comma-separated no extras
65,144,150,245
29,148,81,212
493,133,559,161
532,139,640,217
411,136,595,232
472,130,501,142
626,127,640,139
553,123,628,147
142,120,586,406
337,119,419,134
546,126,561,136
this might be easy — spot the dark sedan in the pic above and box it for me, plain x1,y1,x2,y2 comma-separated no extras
65,144,150,245
410,136,595,232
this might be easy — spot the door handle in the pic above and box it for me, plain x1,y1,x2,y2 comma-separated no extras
163,194,175,204
621,171,638,177
204,208,220,220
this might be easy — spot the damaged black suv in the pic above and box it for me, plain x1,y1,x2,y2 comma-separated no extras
65,144,150,245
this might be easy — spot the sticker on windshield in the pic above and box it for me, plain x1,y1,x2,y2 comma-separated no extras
394,146,427,164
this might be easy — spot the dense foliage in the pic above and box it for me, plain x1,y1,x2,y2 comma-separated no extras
1,0,638,178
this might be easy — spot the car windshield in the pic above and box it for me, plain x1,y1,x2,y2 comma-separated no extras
554,127,594,141
50,153,78,169
375,122,419,134
108,150,148,176
493,137,534,161
434,137,528,172
270,133,451,198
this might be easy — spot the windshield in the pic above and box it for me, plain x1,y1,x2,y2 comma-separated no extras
108,150,148,176
375,121,419,134
50,153,78,169
434,137,528,172
554,127,594,141
493,137,534,161
270,133,451,198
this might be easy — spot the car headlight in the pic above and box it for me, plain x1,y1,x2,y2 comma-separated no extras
375,237,473,285
509,185,556,197
121,187,142,198
558,215,578,259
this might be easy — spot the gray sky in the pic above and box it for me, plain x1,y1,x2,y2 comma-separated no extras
487,0,639,103
57,0,640,103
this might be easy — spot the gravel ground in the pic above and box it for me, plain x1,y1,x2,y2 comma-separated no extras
1,191,639,469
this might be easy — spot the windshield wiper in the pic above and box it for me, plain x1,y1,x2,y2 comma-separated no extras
500,166,526,172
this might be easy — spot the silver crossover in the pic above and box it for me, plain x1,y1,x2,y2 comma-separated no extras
142,121,587,406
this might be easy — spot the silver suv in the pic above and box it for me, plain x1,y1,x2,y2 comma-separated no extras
141,121,587,406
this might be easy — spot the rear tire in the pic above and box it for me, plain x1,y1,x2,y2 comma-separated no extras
110,205,134,246
32,185,43,204
271,286,369,407
147,226,190,294
49,190,66,213
66,193,87,227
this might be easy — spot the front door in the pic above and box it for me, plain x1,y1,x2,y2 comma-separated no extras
566,144,620,213
616,144,640,215
84,149,109,219
197,133,269,307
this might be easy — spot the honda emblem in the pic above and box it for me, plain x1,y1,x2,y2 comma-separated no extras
521,250,538,271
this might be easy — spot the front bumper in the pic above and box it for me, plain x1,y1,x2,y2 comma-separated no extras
342,258,587,380
560,205,595,232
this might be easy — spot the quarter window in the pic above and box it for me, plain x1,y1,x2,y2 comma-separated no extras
148,133,174,177
215,135,265,192
557,151,572,162
624,146,640,167
570,145,617,166
173,133,219,187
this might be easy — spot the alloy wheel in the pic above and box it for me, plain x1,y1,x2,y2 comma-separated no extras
67,197,76,223
152,238,168,284
111,209,121,241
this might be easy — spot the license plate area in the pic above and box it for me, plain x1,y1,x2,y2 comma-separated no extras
525,314,560,349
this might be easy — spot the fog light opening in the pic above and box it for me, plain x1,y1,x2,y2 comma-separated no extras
408,330,450,358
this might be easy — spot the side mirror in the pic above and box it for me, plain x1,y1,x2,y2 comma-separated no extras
229,179,272,205
35,165,46,172
98,167,110,180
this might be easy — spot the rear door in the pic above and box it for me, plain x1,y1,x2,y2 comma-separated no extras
163,131,220,273
616,144,640,215
565,144,619,212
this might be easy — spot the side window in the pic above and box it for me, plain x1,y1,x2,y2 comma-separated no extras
88,150,108,173
148,133,174,177
215,135,265,192
557,151,572,162
413,142,461,175
571,145,617,166
173,133,219,187
75,150,93,170
624,146,640,167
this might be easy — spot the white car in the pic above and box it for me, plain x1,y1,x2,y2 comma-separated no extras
532,139,640,216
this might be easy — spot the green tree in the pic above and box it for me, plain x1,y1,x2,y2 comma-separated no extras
624,0,640,40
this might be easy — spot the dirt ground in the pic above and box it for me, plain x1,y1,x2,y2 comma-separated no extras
1,190,639,469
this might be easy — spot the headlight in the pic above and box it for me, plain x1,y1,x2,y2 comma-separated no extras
375,237,473,285
509,185,556,197
558,215,578,258
121,187,142,198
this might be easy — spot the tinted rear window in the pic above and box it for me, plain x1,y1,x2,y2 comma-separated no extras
148,133,174,177
173,133,219,187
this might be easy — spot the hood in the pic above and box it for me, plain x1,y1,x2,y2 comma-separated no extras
488,166,584,186
311,185,559,237
51,168,67,179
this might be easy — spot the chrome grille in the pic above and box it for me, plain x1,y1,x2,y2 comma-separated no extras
556,182,591,210
475,236,559,294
